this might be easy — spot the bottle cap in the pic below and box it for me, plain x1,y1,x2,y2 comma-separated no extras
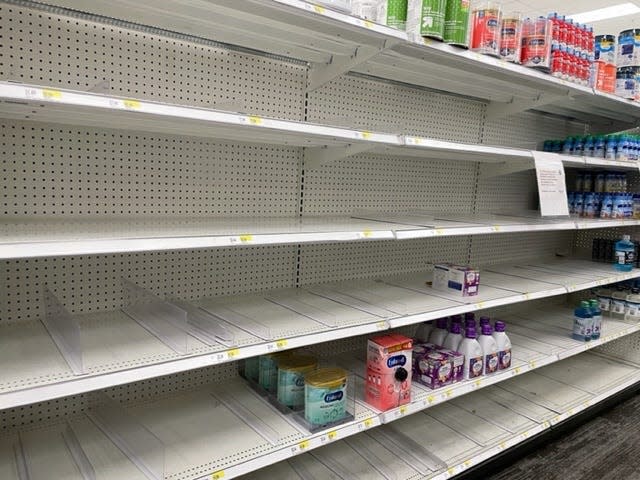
494,321,506,332
465,327,477,339
580,300,591,308
481,324,493,336
465,318,476,329
479,316,491,325
450,323,462,335
464,312,475,321
436,318,448,329
451,315,463,324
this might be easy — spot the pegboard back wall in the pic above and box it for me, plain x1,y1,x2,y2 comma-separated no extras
1,120,301,218
1,246,297,322
0,2,307,120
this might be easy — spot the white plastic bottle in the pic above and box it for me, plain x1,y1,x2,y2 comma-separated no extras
477,324,499,375
429,317,449,346
492,320,512,370
458,327,483,380
443,322,463,351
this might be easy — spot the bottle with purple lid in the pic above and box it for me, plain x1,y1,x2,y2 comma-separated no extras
492,320,512,370
429,317,449,346
443,322,463,351
478,324,499,374
479,316,491,327
458,327,483,380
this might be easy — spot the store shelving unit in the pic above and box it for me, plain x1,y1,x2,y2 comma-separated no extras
2,1,640,480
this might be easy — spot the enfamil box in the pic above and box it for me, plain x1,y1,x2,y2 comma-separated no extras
365,334,413,411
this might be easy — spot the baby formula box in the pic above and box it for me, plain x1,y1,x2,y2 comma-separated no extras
305,368,348,426
595,34,616,64
470,2,502,56
277,355,318,409
366,334,412,410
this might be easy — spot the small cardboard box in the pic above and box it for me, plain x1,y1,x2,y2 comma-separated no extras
433,263,480,297
366,334,413,411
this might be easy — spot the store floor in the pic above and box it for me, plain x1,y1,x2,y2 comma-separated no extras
485,392,640,480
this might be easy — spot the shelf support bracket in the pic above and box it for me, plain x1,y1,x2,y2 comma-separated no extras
485,91,571,120
479,159,534,178
307,40,398,92
304,143,376,169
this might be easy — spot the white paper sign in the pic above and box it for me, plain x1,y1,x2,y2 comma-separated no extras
533,151,569,217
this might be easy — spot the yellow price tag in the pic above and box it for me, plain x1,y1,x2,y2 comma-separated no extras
543,421,550,428
239,234,253,243
448,467,456,476
299,440,310,450
248,116,263,125
514,367,521,374
474,379,482,388
360,131,372,139
445,389,453,397
313,5,325,13
476,302,486,309
499,441,507,449
364,418,373,428
361,229,373,238
123,99,141,109
493,225,501,232
276,339,288,349
376,321,387,330
435,228,445,235
227,348,240,358
42,89,62,100
464,460,472,468
399,405,407,415
212,471,225,480
328,431,338,440
423,38,432,45
524,293,531,300
529,360,536,368
363,20,373,28
427,395,435,404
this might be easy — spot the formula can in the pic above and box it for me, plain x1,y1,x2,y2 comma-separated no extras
277,355,318,409
618,29,640,67
443,0,470,46
595,34,616,64
616,67,639,99
407,0,447,40
304,368,348,426
258,352,292,394
470,3,501,56
379,0,408,30
522,17,552,69
500,14,522,62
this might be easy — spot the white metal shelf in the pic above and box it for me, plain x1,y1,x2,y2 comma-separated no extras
3,208,640,263
1,321,638,480
38,0,640,124
1,258,636,410
239,350,640,480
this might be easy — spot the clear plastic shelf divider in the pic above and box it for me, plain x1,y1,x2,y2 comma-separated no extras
167,296,236,347
62,423,96,480
346,436,399,480
87,397,165,480
13,435,30,480
288,455,325,480
264,294,337,327
306,286,397,318
200,302,273,340
309,448,361,480
211,391,280,446
42,286,84,375
121,279,189,355
376,425,448,474
339,284,408,316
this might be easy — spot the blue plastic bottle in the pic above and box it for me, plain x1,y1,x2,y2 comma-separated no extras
614,235,635,272
590,299,601,340
572,301,592,342
605,136,617,160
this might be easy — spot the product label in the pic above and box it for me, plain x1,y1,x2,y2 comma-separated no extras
485,352,499,374
468,356,483,378
598,297,611,312
498,349,511,369
626,302,640,317
616,250,635,265
419,0,447,38
612,299,626,314
386,0,408,29
306,384,347,426
573,316,591,340
592,316,601,337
